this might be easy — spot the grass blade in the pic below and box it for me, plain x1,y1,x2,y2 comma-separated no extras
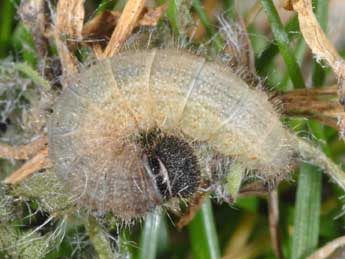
291,1,329,258
188,198,221,259
291,163,322,259
260,0,305,88
138,210,162,259
192,0,223,51
0,0,15,58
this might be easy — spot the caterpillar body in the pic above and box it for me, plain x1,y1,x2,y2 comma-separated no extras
48,49,345,221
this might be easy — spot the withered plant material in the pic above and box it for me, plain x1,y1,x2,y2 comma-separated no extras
287,0,345,105
176,192,209,229
238,181,268,198
82,4,168,49
4,148,52,185
18,0,48,57
228,0,256,73
139,3,169,26
0,136,47,160
55,0,85,76
279,86,345,130
102,0,145,58
268,189,283,259
306,236,345,259
223,214,257,258
82,10,121,47
56,0,85,49
190,0,219,40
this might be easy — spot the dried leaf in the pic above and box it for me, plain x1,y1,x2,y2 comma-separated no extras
0,136,47,160
139,3,168,26
287,0,345,105
4,148,52,185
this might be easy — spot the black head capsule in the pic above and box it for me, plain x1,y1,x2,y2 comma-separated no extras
140,130,201,200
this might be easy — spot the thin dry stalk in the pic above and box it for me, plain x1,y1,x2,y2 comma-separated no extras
244,1,262,26
0,136,47,160
102,0,145,58
3,147,52,185
268,189,283,259
278,86,345,130
306,236,345,259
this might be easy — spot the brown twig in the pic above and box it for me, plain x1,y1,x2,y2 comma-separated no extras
55,0,85,77
3,147,52,185
0,136,48,160
268,189,284,259
102,0,145,58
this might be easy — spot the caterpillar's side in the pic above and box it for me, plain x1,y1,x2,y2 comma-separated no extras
48,48,345,221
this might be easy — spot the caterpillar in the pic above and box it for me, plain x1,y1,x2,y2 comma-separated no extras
48,48,345,221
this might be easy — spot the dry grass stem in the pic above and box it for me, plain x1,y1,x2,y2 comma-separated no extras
19,0,48,57
278,86,345,130
102,0,145,58
82,3,167,56
268,189,283,259
306,236,345,259
244,1,262,26
3,147,52,185
55,0,85,76
0,136,47,160
56,0,85,48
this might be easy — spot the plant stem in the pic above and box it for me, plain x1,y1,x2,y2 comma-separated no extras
188,198,221,259
138,209,162,259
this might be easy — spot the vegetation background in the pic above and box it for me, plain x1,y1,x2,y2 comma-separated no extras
1,0,345,258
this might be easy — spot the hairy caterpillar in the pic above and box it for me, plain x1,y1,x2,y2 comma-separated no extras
48,48,345,221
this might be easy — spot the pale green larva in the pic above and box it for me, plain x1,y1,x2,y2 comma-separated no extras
48,48,345,221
